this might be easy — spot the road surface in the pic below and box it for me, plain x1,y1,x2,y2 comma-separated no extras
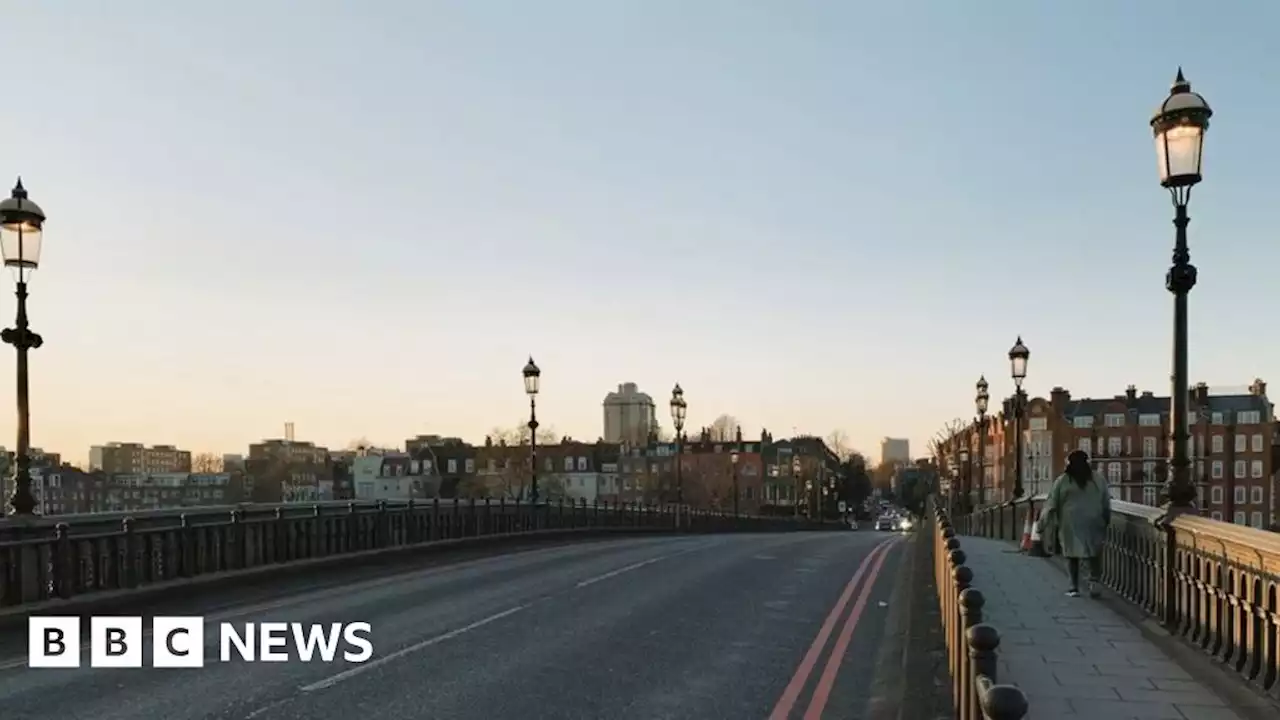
0,531,910,719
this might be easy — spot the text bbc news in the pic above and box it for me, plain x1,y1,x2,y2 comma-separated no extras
27,617,374,668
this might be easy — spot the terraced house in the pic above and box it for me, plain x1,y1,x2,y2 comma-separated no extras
946,379,1277,529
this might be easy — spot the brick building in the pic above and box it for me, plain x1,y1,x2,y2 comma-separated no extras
945,379,1275,528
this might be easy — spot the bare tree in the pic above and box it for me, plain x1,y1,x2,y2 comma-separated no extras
708,415,740,442
192,452,223,473
825,430,854,460
456,475,491,499
488,423,559,446
347,437,373,451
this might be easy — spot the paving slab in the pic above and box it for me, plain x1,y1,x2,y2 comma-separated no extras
957,536,1242,720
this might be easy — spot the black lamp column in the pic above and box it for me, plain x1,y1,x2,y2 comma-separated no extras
1009,337,1030,500
976,375,990,509
731,425,742,517
1,179,46,518
669,384,687,505
522,357,541,503
1152,69,1212,511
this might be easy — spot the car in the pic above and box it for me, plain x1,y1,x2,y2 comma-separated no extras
874,515,897,531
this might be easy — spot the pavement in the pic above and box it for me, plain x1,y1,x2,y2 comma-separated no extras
0,530,914,719
961,535,1276,720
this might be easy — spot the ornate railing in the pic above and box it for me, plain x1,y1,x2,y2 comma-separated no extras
1,498,830,609
932,502,1029,720
958,496,1280,702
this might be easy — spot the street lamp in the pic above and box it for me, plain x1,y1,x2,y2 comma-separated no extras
1008,337,1030,500
975,375,990,509
791,455,801,518
958,448,970,515
729,447,740,517
1152,68,1211,511
669,383,686,505
522,357,541,503
1,179,46,517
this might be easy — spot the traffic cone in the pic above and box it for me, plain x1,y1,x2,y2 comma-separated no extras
1028,508,1048,557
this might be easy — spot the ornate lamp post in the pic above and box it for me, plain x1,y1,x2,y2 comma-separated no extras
669,384,686,505
1,179,46,517
1009,337,1030,500
791,455,801,518
975,375,990,509
959,448,971,514
522,357,541,503
1152,68,1211,511
729,448,740,517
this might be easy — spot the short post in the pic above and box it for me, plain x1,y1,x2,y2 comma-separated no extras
958,589,986,720
968,623,1000,720
981,684,1029,720
949,558,970,678
53,522,72,599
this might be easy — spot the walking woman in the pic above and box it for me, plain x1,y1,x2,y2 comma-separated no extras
1041,450,1111,597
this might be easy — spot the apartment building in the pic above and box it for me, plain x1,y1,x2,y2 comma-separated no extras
947,379,1275,528
603,383,657,445
89,443,191,474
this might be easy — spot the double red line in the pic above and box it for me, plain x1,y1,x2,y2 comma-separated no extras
769,537,900,720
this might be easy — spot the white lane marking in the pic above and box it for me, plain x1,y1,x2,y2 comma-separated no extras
0,537,682,671
298,604,526,693
575,555,669,588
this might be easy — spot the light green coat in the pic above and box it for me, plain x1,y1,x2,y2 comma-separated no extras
1041,472,1111,559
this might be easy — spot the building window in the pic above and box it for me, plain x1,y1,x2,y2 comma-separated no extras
1251,434,1264,452
1212,412,1224,425
1077,438,1090,454
1239,411,1261,424
1211,435,1223,453
447,459,458,473
1142,437,1156,457
1234,511,1247,525
1235,486,1247,504
1252,512,1264,528
1211,486,1223,504
577,457,588,471
487,459,496,472
1139,414,1161,426
1142,486,1157,506
1235,434,1247,452
1105,414,1125,427
1251,460,1264,478
1106,463,1121,483
1107,437,1122,456
1234,460,1246,479
1096,437,1105,457
1210,511,1223,521
1251,486,1264,504
545,458,553,471
1212,461,1223,479
1073,416,1094,428
464,459,475,474
1029,418,1047,430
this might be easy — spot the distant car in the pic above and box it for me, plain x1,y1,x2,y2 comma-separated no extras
874,515,896,531
897,515,914,531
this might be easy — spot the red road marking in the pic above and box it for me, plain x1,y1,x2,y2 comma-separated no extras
768,538,894,720
803,537,897,719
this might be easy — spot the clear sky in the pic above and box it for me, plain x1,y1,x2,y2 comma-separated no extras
4,1,1277,465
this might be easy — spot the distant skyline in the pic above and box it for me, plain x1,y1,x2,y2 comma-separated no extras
3,3,1278,468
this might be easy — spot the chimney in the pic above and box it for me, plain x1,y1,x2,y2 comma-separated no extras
1192,382,1210,405
1251,378,1268,397
735,425,743,444
1050,386,1071,411
1125,385,1137,402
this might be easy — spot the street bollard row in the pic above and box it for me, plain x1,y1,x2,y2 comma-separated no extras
0,497,837,609
933,502,1028,720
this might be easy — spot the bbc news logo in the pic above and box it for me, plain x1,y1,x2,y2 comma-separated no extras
28,616,373,668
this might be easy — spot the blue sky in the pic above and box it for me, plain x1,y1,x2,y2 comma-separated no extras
4,1,1278,463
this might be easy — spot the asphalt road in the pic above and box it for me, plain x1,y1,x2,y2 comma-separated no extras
0,530,910,720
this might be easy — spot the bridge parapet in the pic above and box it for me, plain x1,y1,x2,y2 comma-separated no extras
0,499,834,612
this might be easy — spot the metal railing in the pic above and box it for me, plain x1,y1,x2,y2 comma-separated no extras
0,498,834,609
957,495,1280,703
932,502,1029,720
